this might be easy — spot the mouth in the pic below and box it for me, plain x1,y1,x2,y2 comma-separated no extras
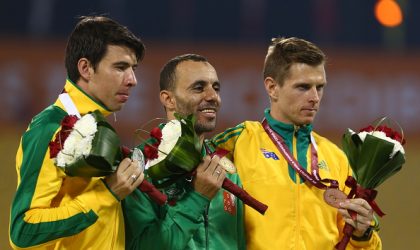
301,107,318,114
116,93,129,103
197,107,218,119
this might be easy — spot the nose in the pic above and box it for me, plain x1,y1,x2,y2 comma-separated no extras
309,87,320,103
204,87,219,102
126,68,137,87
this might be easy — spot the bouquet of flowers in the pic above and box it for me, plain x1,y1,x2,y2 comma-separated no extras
335,117,406,249
49,110,167,205
141,114,268,215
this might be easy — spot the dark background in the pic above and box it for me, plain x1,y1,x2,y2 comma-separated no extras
1,1,419,249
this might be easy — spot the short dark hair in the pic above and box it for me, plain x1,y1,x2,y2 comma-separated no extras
263,37,326,85
159,54,208,91
65,15,145,83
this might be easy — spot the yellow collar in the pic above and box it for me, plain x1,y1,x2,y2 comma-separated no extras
54,79,112,117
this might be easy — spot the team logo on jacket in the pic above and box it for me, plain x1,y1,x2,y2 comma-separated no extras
317,160,330,172
260,148,279,160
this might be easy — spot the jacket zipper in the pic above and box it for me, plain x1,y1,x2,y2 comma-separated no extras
204,205,210,249
293,128,301,249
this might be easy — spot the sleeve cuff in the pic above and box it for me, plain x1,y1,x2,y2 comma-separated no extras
101,178,121,201
75,178,120,214
166,190,210,223
350,230,380,248
176,191,210,217
351,226,373,241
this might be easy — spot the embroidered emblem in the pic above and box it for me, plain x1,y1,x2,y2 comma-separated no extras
317,160,329,172
223,191,236,215
260,148,279,160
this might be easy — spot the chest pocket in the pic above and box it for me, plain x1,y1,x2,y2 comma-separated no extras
234,138,293,187
313,149,342,188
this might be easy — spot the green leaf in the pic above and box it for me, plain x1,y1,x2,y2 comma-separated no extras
148,160,182,179
354,135,395,186
146,114,203,187
166,137,202,171
64,113,121,177
364,152,405,187
342,130,363,180
342,131,405,189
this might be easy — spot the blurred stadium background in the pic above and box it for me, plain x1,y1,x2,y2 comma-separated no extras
1,0,419,249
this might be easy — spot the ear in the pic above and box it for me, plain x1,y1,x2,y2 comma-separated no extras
159,90,176,112
264,77,279,101
77,58,94,81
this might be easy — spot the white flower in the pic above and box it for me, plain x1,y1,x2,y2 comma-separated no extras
75,136,94,157
54,113,98,168
351,129,405,158
73,114,97,136
149,120,182,166
56,150,75,167
64,130,83,150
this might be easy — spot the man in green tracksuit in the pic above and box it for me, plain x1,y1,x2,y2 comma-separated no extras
123,54,245,250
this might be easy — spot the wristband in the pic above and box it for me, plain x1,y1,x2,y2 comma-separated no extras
352,226,373,241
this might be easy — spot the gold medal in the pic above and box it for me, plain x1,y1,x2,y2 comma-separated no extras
219,157,236,174
323,188,347,208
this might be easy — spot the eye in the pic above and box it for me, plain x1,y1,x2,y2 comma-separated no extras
115,65,127,72
316,85,325,91
213,83,221,92
297,84,310,91
192,85,204,92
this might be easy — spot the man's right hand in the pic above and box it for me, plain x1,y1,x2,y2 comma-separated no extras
192,155,226,200
105,158,144,200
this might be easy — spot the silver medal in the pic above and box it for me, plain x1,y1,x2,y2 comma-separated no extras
131,148,145,174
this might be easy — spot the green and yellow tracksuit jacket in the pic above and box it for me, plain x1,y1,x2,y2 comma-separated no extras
123,139,245,250
210,109,382,250
9,80,125,249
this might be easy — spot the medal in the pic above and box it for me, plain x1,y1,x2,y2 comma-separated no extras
131,148,145,174
323,188,347,208
219,157,236,174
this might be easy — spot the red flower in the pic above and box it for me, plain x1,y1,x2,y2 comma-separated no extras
393,132,406,145
49,141,62,158
359,124,405,145
168,199,177,206
49,115,79,158
61,115,78,130
359,125,374,133
144,143,159,160
150,127,162,142
59,130,71,142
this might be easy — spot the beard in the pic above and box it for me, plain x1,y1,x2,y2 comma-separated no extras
194,118,217,135
175,98,218,135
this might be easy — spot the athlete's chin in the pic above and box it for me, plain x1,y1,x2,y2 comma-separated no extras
301,116,315,125
295,115,316,126
195,120,217,134
109,103,124,112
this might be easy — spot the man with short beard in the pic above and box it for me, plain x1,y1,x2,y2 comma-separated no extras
123,54,245,250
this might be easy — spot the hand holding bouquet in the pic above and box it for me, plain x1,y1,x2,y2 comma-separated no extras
141,114,268,215
335,117,406,249
49,110,167,205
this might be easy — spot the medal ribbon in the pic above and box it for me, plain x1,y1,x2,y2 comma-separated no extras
58,92,81,118
345,176,385,217
262,119,338,189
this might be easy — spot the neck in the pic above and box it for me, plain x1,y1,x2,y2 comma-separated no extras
269,107,294,125
269,106,307,128
198,133,205,144
166,111,176,120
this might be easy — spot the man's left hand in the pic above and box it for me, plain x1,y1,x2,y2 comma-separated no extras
338,198,374,237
